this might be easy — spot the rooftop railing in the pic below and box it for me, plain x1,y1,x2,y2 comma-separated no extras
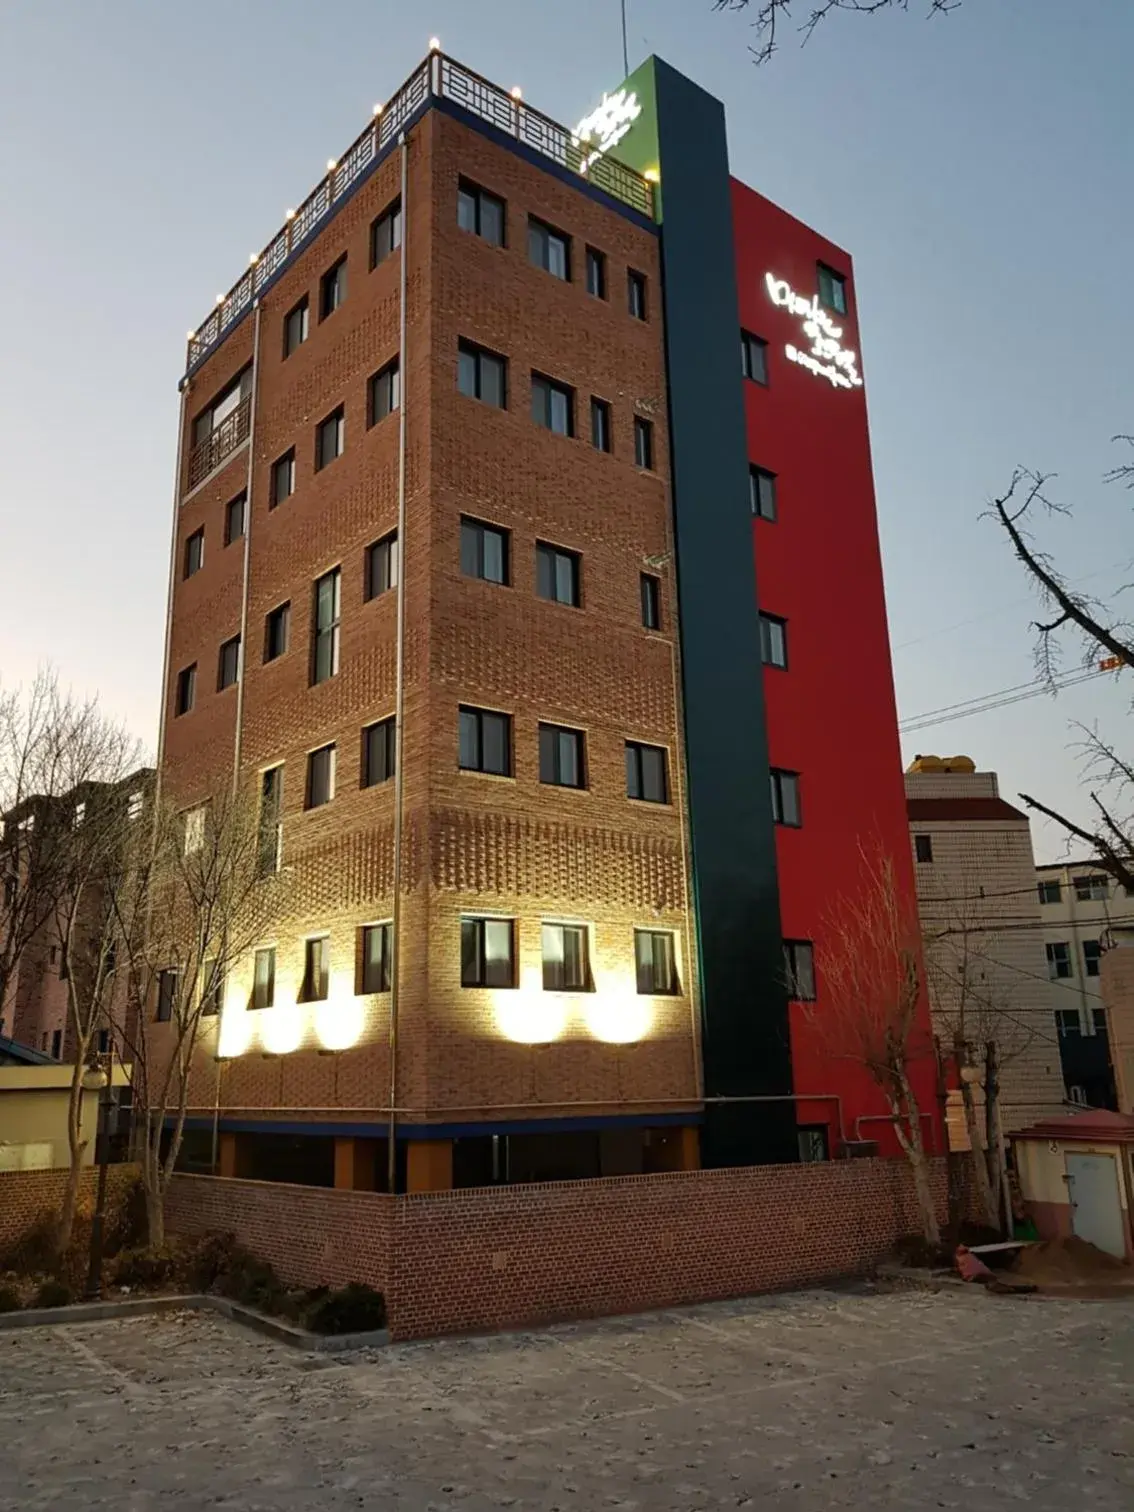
185,52,654,373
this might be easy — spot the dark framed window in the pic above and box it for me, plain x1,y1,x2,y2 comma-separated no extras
590,397,611,453
528,217,570,280
460,517,509,585
358,922,392,994
770,769,801,827
458,706,512,776
460,917,515,988
1093,1007,1108,1034
585,246,607,298
301,936,330,1002
225,491,246,546
175,664,196,717
283,297,309,358
914,834,934,864
1046,941,1072,980
251,948,275,1011
50,1029,62,1059
741,331,768,384
1055,1007,1081,1038
798,1126,828,1162
640,573,661,630
305,743,336,809
635,930,679,995
1083,939,1102,978
184,528,204,579
316,405,345,470
319,254,347,319
750,465,776,520
190,367,251,448
362,717,396,787
368,358,400,426
370,198,402,268
257,767,283,877
457,180,505,245
1037,878,1062,904
200,959,223,1017
539,723,585,788
531,373,574,436
264,602,290,662
817,263,847,316
1074,874,1109,902
270,449,296,508
364,532,398,600
311,567,341,684
627,269,647,320
542,923,591,991
784,940,816,1001
217,635,241,691
626,741,668,803
156,968,178,1022
634,416,654,470
458,340,507,408
759,613,787,669
536,542,580,606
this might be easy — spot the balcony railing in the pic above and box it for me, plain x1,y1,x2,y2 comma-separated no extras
186,394,251,491
185,52,655,373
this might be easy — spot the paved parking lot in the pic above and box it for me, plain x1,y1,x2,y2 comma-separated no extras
1,1283,1131,1510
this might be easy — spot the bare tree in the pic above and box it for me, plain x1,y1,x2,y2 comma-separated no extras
714,0,961,65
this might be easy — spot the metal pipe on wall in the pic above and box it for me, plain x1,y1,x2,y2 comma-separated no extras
231,301,263,790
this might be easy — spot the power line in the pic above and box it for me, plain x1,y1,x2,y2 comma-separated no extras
899,665,1113,734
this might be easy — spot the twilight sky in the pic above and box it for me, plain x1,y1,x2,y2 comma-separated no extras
0,0,1130,859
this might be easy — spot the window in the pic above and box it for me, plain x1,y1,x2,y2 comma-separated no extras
264,602,290,662
316,405,345,470
536,542,580,607
175,664,196,716
191,368,252,448
784,940,816,1001
626,741,668,804
368,358,400,426
531,373,574,436
370,198,402,267
365,532,398,600
97,1029,110,1054
461,917,515,988
301,936,330,1002
225,491,246,546
359,923,392,994
1038,878,1062,904
362,717,396,787
741,330,768,384
759,613,788,669
320,255,347,319
640,573,661,630
798,1127,829,1163
311,567,341,684
127,790,144,823
156,969,178,1022
770,769,801,827
1083,939,1102,978
458,340,507,408
817,263,847,316
460,518,509,585
915,834,934,864
627,269,647,320
585,246,606,299
539,724,585,789
184,528,204,579
200,959,223,1017
217,635,241,691
1055,1007,1082,1037
1074,874,1109,902
251,948,276,1010
283,297,309,358
183,805,205,856
542,923,591,991
634,416,654,470
305,744,336,809
459,706,512,776
270,449,296,508
1092,1007,1108,1035
1046,941,1072,980
635,930,679,995
750,465,776,520
257,767,283,876
528,217,570,280
590,397,612,453
457,180,504,245
51,1029,62,1060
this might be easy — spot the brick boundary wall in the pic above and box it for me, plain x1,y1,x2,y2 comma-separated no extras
0,1164,140,1256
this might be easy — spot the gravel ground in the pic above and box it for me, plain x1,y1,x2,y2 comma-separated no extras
1,1283,1131,1510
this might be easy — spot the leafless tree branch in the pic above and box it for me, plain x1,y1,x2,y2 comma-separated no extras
713,0,960,66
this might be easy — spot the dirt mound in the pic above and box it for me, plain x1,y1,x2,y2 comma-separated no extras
1012,1236,1131,1285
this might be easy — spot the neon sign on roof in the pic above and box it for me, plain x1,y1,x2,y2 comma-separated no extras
765,273,863,391
572,89,642,172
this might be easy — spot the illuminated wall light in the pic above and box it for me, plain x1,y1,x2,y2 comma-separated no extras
644,168,660,183
215,294,224,305
260,1000,305,1056
248,253,258,265
428,36,441,51
285,208,296,220
494,972,570,1045
314,976,366,1051
326,158,337,171
583,982,655,1045
510,87,522,100
372,102,383,116
217,996,255,1059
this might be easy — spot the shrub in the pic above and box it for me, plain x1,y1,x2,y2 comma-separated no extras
184,1232,238,1292
0,1212,58,1277
34,1279,73,1309
0,1286,22,1314
305,1282,387,1336
109,1246,179,1290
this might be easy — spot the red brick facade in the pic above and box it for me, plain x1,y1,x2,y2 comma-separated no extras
0,1164,139,1256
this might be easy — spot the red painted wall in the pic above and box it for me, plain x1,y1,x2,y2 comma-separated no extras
731,180,941,1159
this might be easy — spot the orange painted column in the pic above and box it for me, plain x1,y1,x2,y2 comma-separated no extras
649,1125,701,1172
217,1132,239,1178
334,1137,377,1191
406,1139,454,1193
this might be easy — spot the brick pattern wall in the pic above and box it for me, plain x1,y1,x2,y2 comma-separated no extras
0,1164,139,1255
1102,945,1134,1112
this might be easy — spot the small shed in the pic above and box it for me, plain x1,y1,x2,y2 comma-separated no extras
1012,1110,1134,1260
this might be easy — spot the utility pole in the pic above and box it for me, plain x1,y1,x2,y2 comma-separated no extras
621,0,629,77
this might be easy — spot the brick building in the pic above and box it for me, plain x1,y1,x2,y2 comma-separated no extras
160,49,940,1193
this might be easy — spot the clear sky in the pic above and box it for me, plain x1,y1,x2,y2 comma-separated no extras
0,0,1130,859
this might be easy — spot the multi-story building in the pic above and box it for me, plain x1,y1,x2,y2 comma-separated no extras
160,48,939,1192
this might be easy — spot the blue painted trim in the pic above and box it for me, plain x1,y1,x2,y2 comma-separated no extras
174,1110,700,1140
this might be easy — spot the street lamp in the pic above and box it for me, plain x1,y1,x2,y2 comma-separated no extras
81,1060,113,1300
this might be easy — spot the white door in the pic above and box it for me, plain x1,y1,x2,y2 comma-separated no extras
1065,1152,1126,1258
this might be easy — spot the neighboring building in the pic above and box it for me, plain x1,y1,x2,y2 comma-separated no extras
905,756,1067,1140
0,1059,131,1172
1100,925,1134,1113
1035,858,1123,1108
160,48,938,1192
